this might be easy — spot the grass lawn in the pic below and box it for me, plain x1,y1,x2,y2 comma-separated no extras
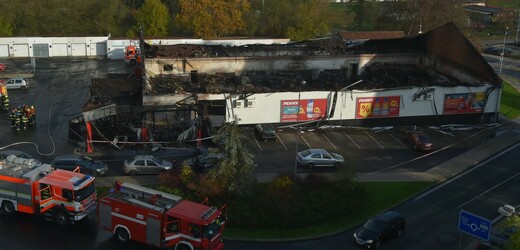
486,0,518,9
224,181,434,239
500,81,520,119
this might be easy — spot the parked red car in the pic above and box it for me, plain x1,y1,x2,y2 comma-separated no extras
403,130,433,151
0,63,5,71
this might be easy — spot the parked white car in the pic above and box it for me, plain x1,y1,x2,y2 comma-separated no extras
123,155,174,175
5,78,29,90
296,148,344,168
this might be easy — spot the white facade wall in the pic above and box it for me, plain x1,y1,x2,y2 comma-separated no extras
0,37,289,59
0,37,108,58
227,84,498,125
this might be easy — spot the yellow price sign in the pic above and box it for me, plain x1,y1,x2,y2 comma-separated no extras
358,103,372,118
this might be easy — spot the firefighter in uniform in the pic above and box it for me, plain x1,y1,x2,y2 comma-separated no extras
0,93,8,112
21,112,29,131
14,109,21,131
10,108,17,129
29,106,36,128
24,106,31,127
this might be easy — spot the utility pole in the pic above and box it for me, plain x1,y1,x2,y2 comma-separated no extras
500,27,509,74
516,0,520,44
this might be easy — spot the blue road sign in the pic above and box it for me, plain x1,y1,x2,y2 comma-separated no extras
458,210,492,241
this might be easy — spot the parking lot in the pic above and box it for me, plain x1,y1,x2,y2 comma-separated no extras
243,124,499,175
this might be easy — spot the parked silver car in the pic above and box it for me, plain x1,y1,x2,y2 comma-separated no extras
5,78,29,90
122,155,173,175
296,148,344,168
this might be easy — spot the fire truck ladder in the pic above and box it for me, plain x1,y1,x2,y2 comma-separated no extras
0,165,27,178
118,182,183,211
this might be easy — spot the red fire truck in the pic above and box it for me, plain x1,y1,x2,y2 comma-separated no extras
97,181,226,250
124,45,141,66
0,155,97,226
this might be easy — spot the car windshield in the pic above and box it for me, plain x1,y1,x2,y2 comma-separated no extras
152,157,163,164
363,218,385,232
74,182,96,202
202,215,224,239
81,156,95,165
418,134,432,143
300,150,312,157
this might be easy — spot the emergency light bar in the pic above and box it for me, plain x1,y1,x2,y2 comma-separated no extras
201,206,217,220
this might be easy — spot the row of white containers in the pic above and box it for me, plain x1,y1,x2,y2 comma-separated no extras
0,37,290,60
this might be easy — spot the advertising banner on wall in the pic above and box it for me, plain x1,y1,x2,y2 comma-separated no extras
355,96,401,119
443,93,485,114
280,99,328,122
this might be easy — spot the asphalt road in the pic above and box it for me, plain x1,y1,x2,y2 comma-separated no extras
225,142,520,250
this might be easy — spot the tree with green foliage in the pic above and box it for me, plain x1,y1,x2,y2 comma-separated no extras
502,214,520,250
284,1,331,41
132,0,169,37
0,16,13,37
88,0,130,36
210,122,255,194
259,0,342,41
175,0,250,39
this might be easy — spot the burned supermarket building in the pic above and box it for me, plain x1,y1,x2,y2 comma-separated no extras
77,22,501,146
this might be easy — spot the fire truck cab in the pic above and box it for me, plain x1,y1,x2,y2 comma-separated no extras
124,45,141,66
0,155,97,226
98,181,226,250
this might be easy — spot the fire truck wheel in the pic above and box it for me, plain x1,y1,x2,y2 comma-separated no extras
53,210,70,226
115,227,130,242
130,60,136,66
1,201,15,215
175,243,192,250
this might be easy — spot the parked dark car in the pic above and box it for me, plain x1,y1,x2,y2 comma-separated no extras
353,211,406,249
255,124,277,141
185,154,224,174
122,155,173,175
51,154,108,176
296,148,344,168
483,47,513,57
403,130,433,151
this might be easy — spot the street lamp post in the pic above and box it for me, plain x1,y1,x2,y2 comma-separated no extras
294,81,306,180
516,8,520,44
500,27,509,74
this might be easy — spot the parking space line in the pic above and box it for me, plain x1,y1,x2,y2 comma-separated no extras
343,131,361,149
387,131,407,148
365,131,384,149
323,134,337,149
300,134,311,149
276,133,288,151
252,132,263,151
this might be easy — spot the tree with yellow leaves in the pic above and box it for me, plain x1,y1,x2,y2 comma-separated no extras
175,0,250,39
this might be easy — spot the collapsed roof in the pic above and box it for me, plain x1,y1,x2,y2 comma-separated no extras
142,22,499,95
